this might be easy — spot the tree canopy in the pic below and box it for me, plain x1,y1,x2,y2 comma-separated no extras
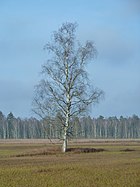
32,22,103,152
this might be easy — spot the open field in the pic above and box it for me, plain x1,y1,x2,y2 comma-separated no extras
0,139,140,187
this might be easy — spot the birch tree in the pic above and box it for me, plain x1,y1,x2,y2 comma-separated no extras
32,22,103,152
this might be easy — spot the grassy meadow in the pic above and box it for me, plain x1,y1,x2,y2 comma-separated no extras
0,139,140,187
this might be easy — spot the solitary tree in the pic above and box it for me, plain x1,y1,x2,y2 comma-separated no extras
33,22,103,152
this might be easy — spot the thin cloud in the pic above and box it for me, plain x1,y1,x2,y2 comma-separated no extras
93,29,135,65
124,0,140,15
0,80,33,117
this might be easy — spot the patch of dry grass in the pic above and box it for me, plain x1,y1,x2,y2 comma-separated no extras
0,140,140,187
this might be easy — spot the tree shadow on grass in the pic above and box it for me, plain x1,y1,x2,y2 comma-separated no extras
67,147,105,153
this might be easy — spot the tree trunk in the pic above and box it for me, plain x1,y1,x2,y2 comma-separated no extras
62,126,67,152
62,106,69,152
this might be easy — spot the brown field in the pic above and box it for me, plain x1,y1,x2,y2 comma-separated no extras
0,139,140,187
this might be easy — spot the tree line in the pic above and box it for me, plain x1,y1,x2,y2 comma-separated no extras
0,111,139,139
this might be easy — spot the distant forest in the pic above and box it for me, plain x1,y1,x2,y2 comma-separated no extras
0,111,140,139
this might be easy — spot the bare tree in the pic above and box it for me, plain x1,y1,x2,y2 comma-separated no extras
32,22,103,152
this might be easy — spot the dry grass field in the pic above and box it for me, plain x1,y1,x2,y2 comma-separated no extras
0,139,140,187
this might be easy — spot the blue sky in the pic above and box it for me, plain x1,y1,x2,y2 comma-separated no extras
0,0,140,118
